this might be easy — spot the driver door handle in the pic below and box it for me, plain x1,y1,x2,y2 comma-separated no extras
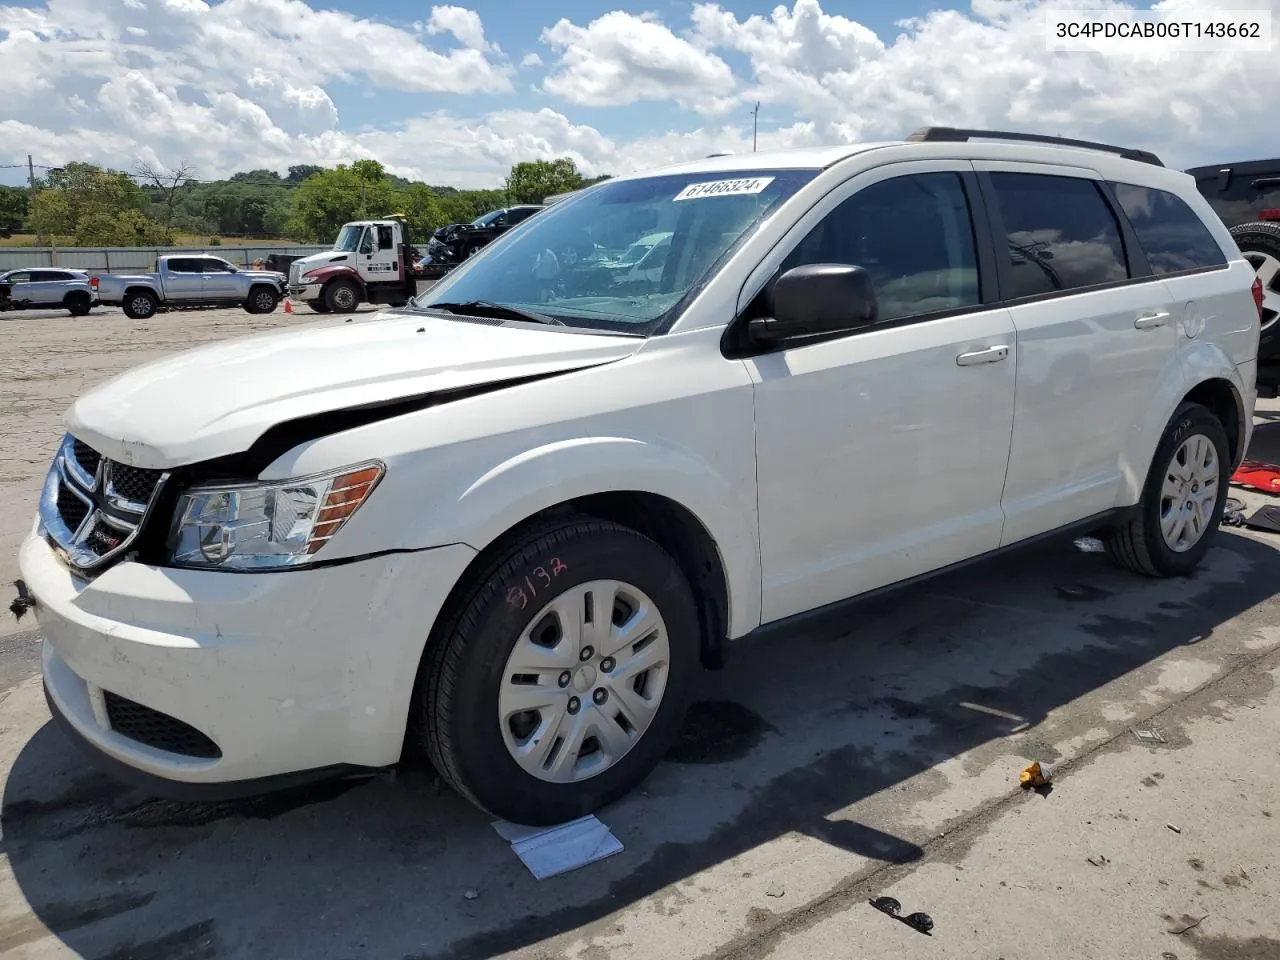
1134,310,1171,330
956,345,1009,366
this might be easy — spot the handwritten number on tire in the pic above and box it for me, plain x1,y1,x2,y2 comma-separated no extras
506,558,569,609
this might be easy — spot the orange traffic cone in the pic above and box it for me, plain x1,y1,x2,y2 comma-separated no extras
283,298,293,314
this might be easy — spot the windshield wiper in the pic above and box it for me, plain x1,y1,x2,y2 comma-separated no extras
427,299,566,326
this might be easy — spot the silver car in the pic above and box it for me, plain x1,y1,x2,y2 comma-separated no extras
0,268,98,317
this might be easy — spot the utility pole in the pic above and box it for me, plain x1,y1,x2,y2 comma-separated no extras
27,154,43,246
752,102,760,152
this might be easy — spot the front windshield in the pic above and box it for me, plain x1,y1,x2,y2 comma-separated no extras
471,210,504,227
415,169,817,335
334,224,365,252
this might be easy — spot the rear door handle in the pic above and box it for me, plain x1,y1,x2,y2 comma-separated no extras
1134,310,1171,330
956,345,1009,366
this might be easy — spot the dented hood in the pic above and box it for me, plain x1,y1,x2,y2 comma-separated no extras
66,310,642,469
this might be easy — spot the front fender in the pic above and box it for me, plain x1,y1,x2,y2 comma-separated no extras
445,436,761,638
1117,340,1250,506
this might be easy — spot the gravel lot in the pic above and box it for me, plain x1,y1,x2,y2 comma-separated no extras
1,304,1279,959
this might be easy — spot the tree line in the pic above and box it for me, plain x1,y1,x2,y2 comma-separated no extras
0,157,605,246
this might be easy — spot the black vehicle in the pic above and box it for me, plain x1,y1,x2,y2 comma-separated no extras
1188,158,1280,393
425,205,544,264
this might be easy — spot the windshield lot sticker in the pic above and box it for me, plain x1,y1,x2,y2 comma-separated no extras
673,177,775,201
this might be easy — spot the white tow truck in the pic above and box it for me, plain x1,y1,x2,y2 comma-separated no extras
285,215,424,313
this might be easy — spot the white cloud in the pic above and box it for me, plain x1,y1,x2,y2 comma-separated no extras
424,4,490,51
2,0,1280,194
540,11,737,114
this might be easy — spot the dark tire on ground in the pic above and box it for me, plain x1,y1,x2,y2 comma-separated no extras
64,291,91,317
121,290,158,320
324,279,360,313
1107,401,1230,578
465,243,483,258
414,516,700,825
308,300,331,313
244,285,280,315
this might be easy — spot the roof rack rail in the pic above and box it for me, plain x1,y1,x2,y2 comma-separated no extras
905,126,1164,167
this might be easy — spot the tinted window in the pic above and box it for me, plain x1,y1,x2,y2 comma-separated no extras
376,224,394,249
201,259,233,272
31,270,71,282
1196,168,1280,227
989,173,1128,297
781,172,981,321
5,271,31,283
1111,183,1227,274
167,258,204,273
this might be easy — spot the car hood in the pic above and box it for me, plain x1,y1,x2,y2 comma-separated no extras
291,251,354,274
66,310,643,469
241,269,286,282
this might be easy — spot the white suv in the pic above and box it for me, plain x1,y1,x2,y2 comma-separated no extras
18,128,1261,825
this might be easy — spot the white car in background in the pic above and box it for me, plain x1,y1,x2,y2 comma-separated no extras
20,127,1260,826
0,268,98,316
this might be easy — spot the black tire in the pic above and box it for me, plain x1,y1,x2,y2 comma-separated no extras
465,243,483,258
415,517,700,825
122,290,158,320
325,279,360,313
1230,221,1280,349
1107,402,1231,578
244,285,279,315
64,292,91,317
308,300,331,313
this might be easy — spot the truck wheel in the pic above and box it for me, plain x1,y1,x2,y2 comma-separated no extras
415,517,699,825
64,292,91,317
122,291,158,320
245,285,279,315
309,301,331,313
1106,402,1230,578
325,280,360,313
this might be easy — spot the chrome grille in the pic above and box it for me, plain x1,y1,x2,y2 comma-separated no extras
288,261,301,286
39,434,169,572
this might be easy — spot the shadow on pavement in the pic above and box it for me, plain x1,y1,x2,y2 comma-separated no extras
2,528,1278,959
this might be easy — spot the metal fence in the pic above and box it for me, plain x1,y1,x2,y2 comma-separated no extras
0,244,330,273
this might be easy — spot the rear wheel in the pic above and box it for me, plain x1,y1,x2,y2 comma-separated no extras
415,517,700,825
1107,402,1230,577
122,290,158,320
325,279,359,313
64,291,91,317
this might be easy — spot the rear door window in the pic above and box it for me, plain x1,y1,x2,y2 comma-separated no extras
1110,183,1227,275
167,258,204,273
988,173,1129,298
31,270,71,282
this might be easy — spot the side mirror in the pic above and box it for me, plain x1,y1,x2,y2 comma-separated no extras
748,263,878,345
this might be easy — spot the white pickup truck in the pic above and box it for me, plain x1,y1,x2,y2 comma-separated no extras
96,254,287,319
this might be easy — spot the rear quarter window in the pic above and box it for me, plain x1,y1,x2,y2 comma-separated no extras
1111,183,1227,275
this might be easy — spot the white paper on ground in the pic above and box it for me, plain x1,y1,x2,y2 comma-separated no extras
491,814,624,879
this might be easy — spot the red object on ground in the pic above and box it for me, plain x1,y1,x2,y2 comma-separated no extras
1231,460,1280,493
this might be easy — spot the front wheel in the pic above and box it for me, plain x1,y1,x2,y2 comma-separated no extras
245,285,279,314
1107,402,1231,577
325,279,360,313
416,518,700,825
64,292,91,317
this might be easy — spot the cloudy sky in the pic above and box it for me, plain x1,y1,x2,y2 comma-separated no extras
0,0,1275,189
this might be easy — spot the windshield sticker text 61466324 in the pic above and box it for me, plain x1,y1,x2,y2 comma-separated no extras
673,177,775,202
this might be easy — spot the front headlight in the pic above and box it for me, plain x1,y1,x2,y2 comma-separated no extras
167,462,383,570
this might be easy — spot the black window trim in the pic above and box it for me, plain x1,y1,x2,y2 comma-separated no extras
723,168,998,358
